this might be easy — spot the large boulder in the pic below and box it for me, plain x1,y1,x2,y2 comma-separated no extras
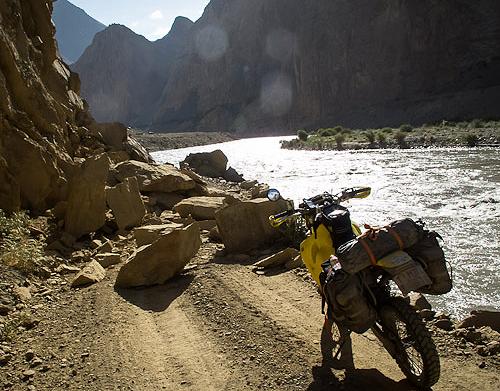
106,177,146,231
182,150,228,178
174,196,227,220
458,310,500,333
133,223,184,246
215,198,289,253
124,136,153,163
116,223,201,288
65,154,110,238
113,160,195,193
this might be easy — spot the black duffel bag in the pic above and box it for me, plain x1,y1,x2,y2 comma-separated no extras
336,218,424,274
320,260,377,334
407,230,452,295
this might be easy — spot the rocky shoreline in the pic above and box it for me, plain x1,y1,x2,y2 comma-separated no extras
129,130,237,152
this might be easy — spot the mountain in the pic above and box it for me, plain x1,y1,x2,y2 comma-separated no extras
74,0,500,132
52,0,106,64
72,17,194,126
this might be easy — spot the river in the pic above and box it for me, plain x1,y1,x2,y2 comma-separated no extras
153,137,500,318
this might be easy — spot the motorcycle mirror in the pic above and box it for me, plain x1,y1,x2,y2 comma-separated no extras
267,188,281,202
352,187,371,199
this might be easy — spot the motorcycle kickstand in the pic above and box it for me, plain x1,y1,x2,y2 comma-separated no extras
333,331,351,360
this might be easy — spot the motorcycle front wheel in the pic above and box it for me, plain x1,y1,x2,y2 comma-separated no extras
378,297,440,388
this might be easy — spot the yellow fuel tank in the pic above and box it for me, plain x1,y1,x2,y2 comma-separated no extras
300,223,361,285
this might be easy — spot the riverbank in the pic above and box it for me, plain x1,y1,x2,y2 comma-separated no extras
129,130,237,152
281,120,500,151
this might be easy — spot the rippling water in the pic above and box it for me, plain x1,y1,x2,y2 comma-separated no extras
153,137,500,318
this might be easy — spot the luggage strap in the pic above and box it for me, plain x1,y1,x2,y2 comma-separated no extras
359,238,377,266
387,227,404,249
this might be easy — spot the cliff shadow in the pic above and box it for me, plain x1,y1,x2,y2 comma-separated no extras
115,274,194,312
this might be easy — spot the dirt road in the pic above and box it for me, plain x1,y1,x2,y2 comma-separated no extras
2,247,499,390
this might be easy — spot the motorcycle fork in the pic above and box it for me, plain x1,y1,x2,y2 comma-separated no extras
371,323,397,358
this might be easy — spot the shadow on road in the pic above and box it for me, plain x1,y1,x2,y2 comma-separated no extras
307,318,416,391
115,274,194,312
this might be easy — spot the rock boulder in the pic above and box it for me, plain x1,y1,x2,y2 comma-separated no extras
458,310,500,333
116,223,201,288
182,150,228,178
113,160,195,193
106,176,146,231
174,196,227,220
65,154,110,238
215,198,289,253
133,223,184,246
71,260,106,287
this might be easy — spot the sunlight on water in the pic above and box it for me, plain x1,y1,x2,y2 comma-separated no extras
154,137,500,318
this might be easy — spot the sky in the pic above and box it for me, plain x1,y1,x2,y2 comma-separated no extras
69,0,211,40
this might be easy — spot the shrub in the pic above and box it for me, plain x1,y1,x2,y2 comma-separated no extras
334,126,343,133
381,127,393,133
399,123,413,132
465,134,479,147
297,129,308,141
365,131,376,144
377,132,387,144
335,134,345,149
394,131,407,147
469,119,484,129
317,128,336,137
341,128,352,134
0,210,45,274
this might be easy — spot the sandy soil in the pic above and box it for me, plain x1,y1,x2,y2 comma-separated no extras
2,242,499,391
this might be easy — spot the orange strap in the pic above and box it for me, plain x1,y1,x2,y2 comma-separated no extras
359,238,377,266
387,227,404,250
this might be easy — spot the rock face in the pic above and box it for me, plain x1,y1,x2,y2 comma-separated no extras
116,223,201,288
72,17,194,126
73,0,500,133
106,177,146,231
0,0,85,212
0,0,145,214
52,0,106,64
215,198,289,253
64,154,110,238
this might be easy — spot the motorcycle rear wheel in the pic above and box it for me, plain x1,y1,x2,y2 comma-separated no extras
379,297,440,388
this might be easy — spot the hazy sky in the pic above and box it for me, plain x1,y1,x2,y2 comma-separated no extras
69,0,210,40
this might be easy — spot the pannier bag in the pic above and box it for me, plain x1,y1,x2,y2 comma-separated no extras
407,230,452,295
377,251,432,295
320,260,377,334
336,218,424,274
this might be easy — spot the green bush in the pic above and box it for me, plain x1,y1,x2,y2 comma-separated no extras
365,131,376,144
0,210,45,274
317,128,336,137
377,132,387,144
297,129,308,141
469,119,484,129
335,134,345,149
381,127,393,133
334,126,343,133
465,134,479,147
399,123,413,132
394,131,407,147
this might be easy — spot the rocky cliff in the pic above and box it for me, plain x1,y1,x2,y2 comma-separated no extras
52,0,106,64
0,0,148,214
74,0,500,133
72,17,194,127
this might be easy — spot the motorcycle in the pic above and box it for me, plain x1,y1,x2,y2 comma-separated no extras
267,187,441,388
